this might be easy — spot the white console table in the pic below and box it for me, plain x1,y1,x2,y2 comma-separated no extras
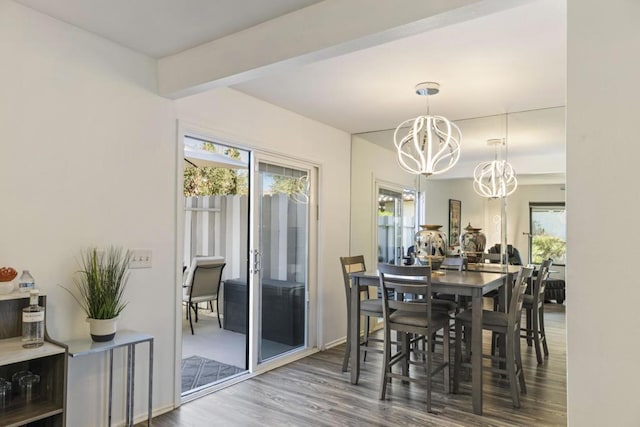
65,330,154,426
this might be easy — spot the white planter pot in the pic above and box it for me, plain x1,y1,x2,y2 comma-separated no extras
87,317,118,342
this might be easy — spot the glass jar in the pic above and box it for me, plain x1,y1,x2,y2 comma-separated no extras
18,373,40,402
0,378,11,409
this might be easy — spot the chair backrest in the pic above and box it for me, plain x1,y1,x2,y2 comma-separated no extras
489,244,523,265
378,263,433,324
508,266,535,329
441,256,466,271
340,255,366,302
532,258,553,305
481,253,502,264
186,257,226,298
184,256,224,286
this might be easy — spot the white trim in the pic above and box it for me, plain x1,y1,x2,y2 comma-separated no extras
174,120,186,409
324,337,346,350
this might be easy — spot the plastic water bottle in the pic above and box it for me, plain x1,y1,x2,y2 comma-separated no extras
18,270,35,293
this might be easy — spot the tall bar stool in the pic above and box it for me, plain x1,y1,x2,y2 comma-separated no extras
521,258,553,364
453,266,534,408
340,255,383,372
377,263,451,413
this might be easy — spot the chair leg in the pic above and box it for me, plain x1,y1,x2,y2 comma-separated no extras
540,305,549,357
526,307,533,346
532,308,543,364
453,320,462,394
188,303,195,335
216,298,222,328
516,333,527,395
506,334,520,408
363,316,370,362
379,326,391,400
342,308,351,372
463,325,471,381
442,322,450,394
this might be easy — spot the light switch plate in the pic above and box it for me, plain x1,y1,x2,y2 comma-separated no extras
130,249,152,269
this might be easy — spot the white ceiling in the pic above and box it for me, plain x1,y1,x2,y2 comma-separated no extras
234,0,566,134
15,0,322,57
15,0,566,181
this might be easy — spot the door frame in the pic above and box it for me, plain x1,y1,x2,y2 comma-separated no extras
249,151,319,373
174,121,320,406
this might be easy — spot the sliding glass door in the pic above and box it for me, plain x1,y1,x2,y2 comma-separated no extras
252,157,315,363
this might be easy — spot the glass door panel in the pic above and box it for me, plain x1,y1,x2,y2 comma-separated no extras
378,188,403,265
256,162,309,362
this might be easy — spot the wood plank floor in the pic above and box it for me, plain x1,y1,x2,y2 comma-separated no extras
147,304,566,426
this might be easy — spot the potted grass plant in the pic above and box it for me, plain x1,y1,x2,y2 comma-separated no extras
63,247,132,342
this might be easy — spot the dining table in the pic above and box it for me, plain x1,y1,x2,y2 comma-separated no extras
349,267,510,416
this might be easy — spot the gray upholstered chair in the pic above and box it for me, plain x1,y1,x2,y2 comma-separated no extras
377,263,451,413
340,255,383,372
453,266,534,408
183,257,226,334
521,258,553,364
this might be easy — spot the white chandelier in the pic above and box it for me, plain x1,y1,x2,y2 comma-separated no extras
473,135,518,198
394,82,461,176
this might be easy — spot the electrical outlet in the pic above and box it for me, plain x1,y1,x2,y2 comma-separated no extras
130,249,152,269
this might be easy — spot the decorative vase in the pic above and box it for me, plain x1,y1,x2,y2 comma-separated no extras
459,222,487,263
415,224,448,269
87,317,117,342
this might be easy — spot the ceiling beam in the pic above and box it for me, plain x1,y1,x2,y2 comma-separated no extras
158,0,533,99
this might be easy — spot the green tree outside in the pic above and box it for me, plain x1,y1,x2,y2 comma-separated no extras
270,175,307,196
531,234,565,264
184,143,248,196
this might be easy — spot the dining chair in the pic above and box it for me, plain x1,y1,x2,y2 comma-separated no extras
436,256,468,312
453,266,534,408
340,255,383,372
183,257,226,334
377,263,451,413
521,258,553,364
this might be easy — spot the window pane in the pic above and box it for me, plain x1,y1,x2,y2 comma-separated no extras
530,205,566,265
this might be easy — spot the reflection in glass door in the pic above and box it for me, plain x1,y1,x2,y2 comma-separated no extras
378,188,403,265
377,187,416,265
256,162,309,362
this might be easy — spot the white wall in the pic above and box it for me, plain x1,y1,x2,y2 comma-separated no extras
567,1,640,425
424,178,486,238
0,2,177,425
176,88,351,349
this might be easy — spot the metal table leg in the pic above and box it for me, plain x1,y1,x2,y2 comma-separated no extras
126,344,133,426
148,339,154,426
109,348,113,427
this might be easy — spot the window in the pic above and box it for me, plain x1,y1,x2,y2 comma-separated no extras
529,203,566,265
